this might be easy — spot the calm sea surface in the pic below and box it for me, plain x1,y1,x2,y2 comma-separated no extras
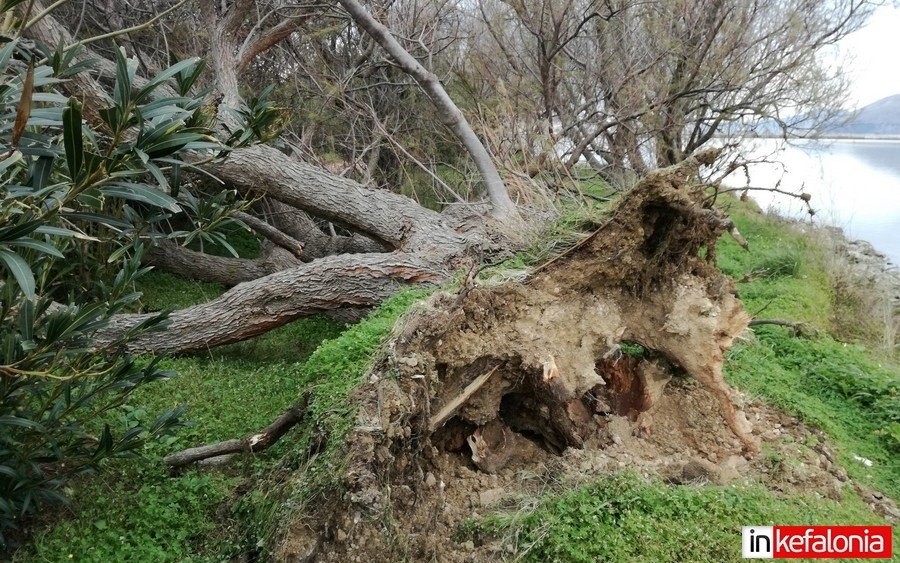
725,138,900,266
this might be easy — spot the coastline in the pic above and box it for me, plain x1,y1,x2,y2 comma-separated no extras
801,222,900,308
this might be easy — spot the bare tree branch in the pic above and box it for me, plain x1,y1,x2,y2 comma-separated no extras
337,0,517,219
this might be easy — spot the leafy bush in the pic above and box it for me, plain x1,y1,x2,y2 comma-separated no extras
0,32,239,544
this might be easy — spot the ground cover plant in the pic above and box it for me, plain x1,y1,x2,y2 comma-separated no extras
17,283,427,561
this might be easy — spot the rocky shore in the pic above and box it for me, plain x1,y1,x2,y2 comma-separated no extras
819,225,900,308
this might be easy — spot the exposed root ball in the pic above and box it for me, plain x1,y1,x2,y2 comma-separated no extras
279,151,763,561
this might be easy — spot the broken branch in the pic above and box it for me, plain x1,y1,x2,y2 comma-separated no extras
164,392,310,471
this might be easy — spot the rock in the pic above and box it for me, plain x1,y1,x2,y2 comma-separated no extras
827,479,844,501
478,487,504,507
667,457,723,484
424,472,437,487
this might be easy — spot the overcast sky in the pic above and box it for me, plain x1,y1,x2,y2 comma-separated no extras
839,4,900,107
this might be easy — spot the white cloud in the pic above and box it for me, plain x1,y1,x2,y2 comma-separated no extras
838,5,900,107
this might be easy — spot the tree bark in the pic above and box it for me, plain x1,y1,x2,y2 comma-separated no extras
336,0,518,220
145,239,302,286
201,144,469,253
97,251,446,354
23,2,500,355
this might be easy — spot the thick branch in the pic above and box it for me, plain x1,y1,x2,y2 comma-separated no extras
237,16,309,72
336,0,517,220
201,144,469,252
234,211,304,258
145,239,300,285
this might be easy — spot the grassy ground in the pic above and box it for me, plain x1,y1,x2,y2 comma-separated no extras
15,271,430,561
16,272,344,561
14,194,900,561
460,473,889,562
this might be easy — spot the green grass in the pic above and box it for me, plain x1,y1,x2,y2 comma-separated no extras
17,282,432,562
460,472,898,562
16,195,900,561
137,270,226,311
20,315,346,562
16,266,347,561
726,331,900,498
716,209,832,325
716,206,900,497
229,287,434,555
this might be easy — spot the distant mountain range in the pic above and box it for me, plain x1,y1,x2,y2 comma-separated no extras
828,94,900,136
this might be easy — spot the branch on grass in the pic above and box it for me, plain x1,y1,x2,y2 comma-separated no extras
164,392,311,471
748,319,809,335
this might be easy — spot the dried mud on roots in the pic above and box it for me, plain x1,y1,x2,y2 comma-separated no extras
276,151,804,562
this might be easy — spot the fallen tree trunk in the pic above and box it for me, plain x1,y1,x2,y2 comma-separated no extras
96,252,447,354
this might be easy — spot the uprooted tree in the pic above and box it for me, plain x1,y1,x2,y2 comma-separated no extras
1,0,875,551
10,0,872,344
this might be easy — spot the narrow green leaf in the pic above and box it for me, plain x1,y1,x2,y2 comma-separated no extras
93,425,113,459
175,58,206,95
170,160,181,196
82,151,105,179
18,297,34,344
0,249,34,298
7,237,64,258
0,150,23,176
74,188,104,209
28,155,54,190
98,107,120,132
100,182,180,212
0,415,43,431
113,46,133,108
0,218,42,242
33,225,81,238
145,133,216,159
134,58,202,103
58,212,130,231
0,38,17,73
62,97,84,180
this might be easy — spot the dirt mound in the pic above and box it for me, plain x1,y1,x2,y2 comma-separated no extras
274,151,841,561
